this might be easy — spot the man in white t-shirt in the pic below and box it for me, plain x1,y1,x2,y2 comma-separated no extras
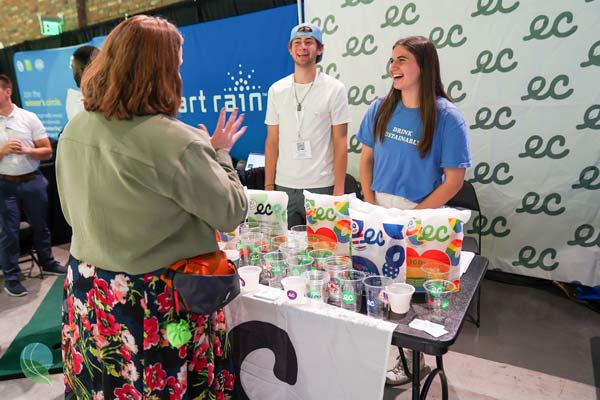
0,74,66,297
264,22,351,227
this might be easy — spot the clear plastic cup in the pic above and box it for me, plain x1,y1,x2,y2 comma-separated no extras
302,270,328,302
338,270,368,312
237,232,265,266
324,256,351,306
309,249,334,271
423,279,456,323
262,250,288,289
287,254,313,276
363,275,392,319
421,262,450,281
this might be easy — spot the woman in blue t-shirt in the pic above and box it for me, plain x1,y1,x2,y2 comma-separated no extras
357,36,471,209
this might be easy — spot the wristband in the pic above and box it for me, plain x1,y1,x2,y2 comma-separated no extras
264,184,275,189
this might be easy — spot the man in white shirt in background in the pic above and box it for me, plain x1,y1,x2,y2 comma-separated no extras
264,22,351,227
0,74,66,297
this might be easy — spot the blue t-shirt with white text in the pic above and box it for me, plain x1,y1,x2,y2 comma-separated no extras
356,97,471,203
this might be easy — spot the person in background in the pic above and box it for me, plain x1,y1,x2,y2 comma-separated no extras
264,22,351,227
65,45,99,121
0,74,66,298
356,35,471,385
56,16,247,399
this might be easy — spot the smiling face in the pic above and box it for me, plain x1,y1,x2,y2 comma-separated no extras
389,45,421,100
289,35,323,67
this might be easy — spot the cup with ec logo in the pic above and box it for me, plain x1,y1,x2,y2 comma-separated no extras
281,276,306,305
337,270,368,312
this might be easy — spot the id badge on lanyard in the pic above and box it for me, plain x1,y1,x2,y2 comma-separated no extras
292,140,312,160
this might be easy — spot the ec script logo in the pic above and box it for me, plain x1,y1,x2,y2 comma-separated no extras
179,64,266,114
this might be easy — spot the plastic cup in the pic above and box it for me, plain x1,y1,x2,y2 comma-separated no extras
305,234,337,253
224,249,240,269
287,254,313,276
237,232,265,266
421,262,450,281
302,270,328,302
217,228,239,250
423,279,456,323
338,270,368,312
363,275,392,319
238,221,260,235
262,251,288,289
387,283,415,314
281,276,306,304
324,256,351,306
309,249,334,271
270,234,288,249
278,241,307,259
238,266,261,293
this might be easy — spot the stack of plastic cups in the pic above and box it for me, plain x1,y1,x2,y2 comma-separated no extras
324,256,351,306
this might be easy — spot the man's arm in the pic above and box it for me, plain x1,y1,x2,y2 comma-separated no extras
22,137,53,161
264,124,279,190
359,144,376,204
415,168,465,209
331,123,348,195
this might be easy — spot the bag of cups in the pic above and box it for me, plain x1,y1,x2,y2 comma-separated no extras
303,190,353,256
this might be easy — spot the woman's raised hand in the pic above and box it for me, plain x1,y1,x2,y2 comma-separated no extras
199,107,247,152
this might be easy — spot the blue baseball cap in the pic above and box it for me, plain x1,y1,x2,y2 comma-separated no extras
289,23,323,45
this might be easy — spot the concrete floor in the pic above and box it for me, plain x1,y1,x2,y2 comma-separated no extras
1,246,598,399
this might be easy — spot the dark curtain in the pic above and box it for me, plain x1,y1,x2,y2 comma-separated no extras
0,0,297,107
0,0,297,245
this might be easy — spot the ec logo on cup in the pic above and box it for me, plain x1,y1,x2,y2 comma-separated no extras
342,291,356,305
287,290,298,300
307,289,321,299
367,296,376,311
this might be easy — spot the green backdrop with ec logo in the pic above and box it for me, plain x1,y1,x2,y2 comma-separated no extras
306,0,600,286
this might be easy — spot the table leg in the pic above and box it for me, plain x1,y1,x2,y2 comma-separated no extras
411,350,421,400
419,355,449,400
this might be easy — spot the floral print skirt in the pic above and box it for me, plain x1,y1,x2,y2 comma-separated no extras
62,256,235,400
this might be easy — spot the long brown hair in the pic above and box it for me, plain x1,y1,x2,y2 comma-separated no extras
82,15,182,120
373,36,450,158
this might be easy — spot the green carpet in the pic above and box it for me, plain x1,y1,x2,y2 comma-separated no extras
0,277,63,380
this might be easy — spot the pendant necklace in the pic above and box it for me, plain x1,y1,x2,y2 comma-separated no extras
293,75,316,112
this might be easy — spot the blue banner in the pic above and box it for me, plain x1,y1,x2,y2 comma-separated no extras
13,5,297,161
178,6,296,160
14,45,81,138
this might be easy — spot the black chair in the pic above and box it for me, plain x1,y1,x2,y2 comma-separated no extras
344,173,363,200
237,167,265,190
446,180,482,326
19,221,43,279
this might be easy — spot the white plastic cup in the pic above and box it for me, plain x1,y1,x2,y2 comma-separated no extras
281,276,306,304
387,283,415,314
238,266,261,293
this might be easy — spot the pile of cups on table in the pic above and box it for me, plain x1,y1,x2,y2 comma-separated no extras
219,221,421,319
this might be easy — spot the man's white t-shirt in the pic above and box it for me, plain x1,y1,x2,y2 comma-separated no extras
0,106,47,175
66,88,85,121
265,72,351,188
